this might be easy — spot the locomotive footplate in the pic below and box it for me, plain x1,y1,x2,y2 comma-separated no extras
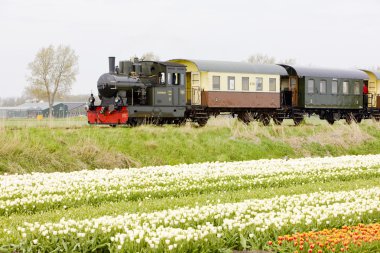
87,106,128,125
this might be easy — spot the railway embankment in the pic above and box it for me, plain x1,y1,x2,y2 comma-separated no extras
0,117,379,174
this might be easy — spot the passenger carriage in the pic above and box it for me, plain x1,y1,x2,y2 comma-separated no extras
170,59,287,125
361,70,380,108
279,65,370,124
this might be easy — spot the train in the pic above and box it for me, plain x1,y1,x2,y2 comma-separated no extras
86,57,380,126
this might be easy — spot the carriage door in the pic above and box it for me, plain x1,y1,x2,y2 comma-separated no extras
290,77,298,106
186,72,192,104
376,81,380,108
368,81,377,108
191,72,201,105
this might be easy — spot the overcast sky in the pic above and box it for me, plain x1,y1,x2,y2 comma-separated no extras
1,0,380,98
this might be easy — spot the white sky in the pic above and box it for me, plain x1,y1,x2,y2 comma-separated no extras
1,0,380,98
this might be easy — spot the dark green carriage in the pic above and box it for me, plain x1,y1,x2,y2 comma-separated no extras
280,65,368,124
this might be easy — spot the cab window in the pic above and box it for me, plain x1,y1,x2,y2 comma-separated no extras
160,73,165,84
166,73,184,85
179,73,185,85
167,73,172,85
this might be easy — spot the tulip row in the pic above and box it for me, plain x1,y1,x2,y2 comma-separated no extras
267,223,380,252
11,187,380,252
1,154,379,216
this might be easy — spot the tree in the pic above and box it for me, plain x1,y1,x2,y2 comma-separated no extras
247,54,297,65
278,58,297,65
247,53,276,64
0,96,27,107
26,45,78,118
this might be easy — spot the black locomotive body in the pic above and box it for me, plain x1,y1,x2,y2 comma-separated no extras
90,57,188,126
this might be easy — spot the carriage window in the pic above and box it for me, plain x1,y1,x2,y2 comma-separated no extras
343,81,349,94
320,80,327,94
213,76,220,90
354,82,360,94
242,77,249,91
269,78,276,91
228,76,235,90
256,77,263,91
332,80,338,94
308,79,314,93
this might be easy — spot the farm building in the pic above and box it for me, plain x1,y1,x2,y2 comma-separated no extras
0,102,86,119
0,107,28,118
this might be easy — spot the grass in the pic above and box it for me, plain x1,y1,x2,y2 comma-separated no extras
0,116,380,174
1,117,380,251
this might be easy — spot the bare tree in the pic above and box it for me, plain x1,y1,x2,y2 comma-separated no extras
247,53,276,64
26,45,78,118
278,58,297,65
57,94,89,102
0,96,27,107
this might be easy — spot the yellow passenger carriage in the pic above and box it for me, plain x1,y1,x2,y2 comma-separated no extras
361,70,380,108
170,59,287,108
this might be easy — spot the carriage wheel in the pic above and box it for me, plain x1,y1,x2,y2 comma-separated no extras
128,118,143,127
259,114,271,126
293,117,304,126
345,113,354,125
237,112,251,125
354,115,362,124
273,117,283,125
175,118,187,126
327,118,335,125
197,118,208,127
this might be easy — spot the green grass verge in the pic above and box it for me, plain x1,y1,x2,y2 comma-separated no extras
1,117,380,174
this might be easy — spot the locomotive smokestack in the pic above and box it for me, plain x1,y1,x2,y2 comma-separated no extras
108,57,116,73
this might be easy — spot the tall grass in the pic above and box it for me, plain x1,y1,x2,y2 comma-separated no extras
0,116,379,174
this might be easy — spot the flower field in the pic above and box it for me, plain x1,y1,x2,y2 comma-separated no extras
269,223,380,252
1,154,380,252
1,155,379,216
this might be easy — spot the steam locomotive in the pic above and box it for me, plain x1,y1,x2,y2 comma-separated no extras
87,57,203,126
87,57,380,126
